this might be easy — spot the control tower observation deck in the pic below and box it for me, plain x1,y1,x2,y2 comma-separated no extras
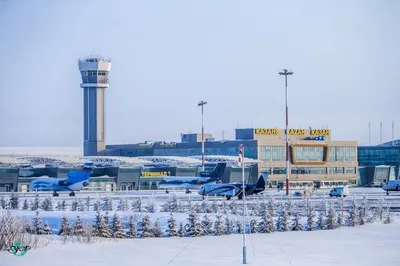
78,57,112,156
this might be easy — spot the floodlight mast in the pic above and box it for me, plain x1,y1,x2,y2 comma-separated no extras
239,144,247,264
198,101,207,171
279,69,293,196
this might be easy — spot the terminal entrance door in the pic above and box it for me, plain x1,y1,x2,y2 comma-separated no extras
5,184,13,192
121,182,134,191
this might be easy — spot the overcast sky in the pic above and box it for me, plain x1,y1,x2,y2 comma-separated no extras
0,0,399,147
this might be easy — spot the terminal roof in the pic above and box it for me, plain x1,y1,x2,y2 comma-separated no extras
0,155,259,168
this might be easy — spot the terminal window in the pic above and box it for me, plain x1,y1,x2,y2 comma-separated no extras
259,146,285,161
293,146,325,162
291,167,327,174
329,146,357,162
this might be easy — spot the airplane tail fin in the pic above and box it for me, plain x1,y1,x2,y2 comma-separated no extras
212,163,227,177
66,162,93,183
256,172,268,189
199,163,227,178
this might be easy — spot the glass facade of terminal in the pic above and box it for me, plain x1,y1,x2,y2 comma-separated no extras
329,146,357,162
259,146,357,163
358,146,400,166
358,146,400,182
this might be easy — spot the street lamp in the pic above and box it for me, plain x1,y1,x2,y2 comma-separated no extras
198,100,207,171
279,69,293,196
239,144,247,264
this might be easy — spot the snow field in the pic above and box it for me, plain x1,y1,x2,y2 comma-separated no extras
1,221,399,266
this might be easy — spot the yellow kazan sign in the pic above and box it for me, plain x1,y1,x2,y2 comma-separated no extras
254,128,280,135
141,171,170,177
288,129,305,135
311,129,331,136
255,128,306,135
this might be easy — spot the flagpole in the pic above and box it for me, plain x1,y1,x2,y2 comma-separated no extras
240,144,247,264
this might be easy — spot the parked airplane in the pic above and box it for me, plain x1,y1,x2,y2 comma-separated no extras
382,180,400,195
29,162,93,197
198,172,267,200
158,163,227,193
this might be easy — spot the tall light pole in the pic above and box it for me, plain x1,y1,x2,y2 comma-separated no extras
239,144,246,264
279,69,293,196
198,100,207,171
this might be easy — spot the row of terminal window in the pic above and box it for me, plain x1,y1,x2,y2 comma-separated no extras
81,70,108,76
260,167,357,175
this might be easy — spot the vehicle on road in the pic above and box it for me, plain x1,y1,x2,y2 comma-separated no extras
329,186,349,197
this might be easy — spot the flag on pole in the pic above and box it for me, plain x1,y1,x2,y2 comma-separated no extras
238,144,244,166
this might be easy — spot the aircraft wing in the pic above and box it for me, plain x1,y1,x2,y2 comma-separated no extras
160,177,199,182
31,175,51,179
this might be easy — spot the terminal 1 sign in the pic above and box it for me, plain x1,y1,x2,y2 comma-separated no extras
141,171,171,177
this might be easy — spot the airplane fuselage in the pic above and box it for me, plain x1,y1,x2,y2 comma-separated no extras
198,183,263,198
158,177,218,190
382,180,400,194
29,177,88,192
198,184,241,197
158,162,227,191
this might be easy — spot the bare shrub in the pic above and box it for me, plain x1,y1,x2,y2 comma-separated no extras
0,210,48,251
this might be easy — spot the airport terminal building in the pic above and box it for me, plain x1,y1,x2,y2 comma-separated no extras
0,128,360,192
0,156,259,193
106,128,359,188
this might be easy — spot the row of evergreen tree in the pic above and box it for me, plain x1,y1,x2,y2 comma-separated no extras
27,198,394,240
3,193,395,221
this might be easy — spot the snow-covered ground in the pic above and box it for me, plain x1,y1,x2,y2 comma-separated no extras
1,193,399,266
1,218,399,266
1,192,400,265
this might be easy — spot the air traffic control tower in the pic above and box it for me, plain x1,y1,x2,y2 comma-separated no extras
78,57,112,156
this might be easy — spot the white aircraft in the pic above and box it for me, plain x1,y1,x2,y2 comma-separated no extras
382,180,400,195
29,162,93,197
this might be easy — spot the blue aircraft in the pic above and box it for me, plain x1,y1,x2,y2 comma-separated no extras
158,163,227,194
198,172,268,200
29,162,93,197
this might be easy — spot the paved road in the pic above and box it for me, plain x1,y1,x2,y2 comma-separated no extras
2,188,400,211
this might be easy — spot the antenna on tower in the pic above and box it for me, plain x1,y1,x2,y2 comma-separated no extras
380,121,383,144
221,130,225,140
369,121,371,145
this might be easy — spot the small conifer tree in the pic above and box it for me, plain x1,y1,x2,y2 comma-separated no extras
166,213,178,237
153,218,164,237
